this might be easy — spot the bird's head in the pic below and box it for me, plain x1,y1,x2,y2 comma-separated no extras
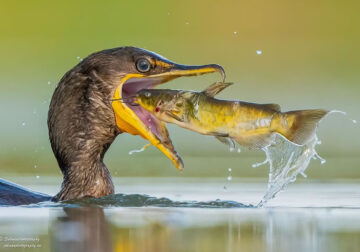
49,47,225,173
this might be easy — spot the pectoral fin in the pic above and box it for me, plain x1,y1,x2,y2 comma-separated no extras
215,136,236,150
234,131,276,149
202,82,233,97
208,132,229,137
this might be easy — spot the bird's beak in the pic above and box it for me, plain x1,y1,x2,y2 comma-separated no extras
112,62,225,171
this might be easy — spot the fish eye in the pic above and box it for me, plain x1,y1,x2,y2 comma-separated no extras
136,59,151,73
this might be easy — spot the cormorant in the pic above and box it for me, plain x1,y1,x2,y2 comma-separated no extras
0,47,225,205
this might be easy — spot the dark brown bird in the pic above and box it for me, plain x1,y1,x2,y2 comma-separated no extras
0,47,225,205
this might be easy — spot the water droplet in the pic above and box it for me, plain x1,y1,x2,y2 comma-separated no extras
233,31,237,35
352,119,357,124
329,109,346,115
47,81,51,85
227,176,232,181
252,158,268,168
76,56,83,61
36,175,40,179
34,165,37,168
256,50,262,55
228,168,232,172
129,143,151,155
148,118,152,122
22,122,26,126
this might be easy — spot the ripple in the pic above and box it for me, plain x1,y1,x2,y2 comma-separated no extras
27,194,252,208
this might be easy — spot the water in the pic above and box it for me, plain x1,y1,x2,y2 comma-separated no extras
128,143,151,155
1,179,360,252
252,110,352,207
30,194,249,209
255,133,323,207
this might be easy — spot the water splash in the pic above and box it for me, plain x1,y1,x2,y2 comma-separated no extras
254,110,349,207
256,133,322,207
129,143,151,155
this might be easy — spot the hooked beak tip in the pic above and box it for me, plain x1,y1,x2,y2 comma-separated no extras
170,63,226,82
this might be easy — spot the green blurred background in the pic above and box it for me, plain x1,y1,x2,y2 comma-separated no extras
0,0,359,180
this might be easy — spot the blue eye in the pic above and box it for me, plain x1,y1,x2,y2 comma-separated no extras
136,59,151,72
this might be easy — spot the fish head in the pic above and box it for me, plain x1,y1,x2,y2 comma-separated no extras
134,89,187,123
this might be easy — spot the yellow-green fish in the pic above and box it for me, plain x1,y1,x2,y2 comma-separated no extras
132,82,328,149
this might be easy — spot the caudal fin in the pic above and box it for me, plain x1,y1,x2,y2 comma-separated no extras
277,109,328,145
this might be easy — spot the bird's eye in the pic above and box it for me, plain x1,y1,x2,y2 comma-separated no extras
136,59,151,73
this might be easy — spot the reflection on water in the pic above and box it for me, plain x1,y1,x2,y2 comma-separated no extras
0,207,360,252
51,208,112,252
1,180,360,251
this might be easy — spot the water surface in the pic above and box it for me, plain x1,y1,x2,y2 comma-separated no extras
0,178,359,252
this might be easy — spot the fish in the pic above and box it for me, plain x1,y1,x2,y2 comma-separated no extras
131,82,329,149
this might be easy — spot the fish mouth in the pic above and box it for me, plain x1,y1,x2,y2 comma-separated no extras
112,63,225,171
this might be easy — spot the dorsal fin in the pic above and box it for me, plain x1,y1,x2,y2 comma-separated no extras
202,82,233,97
262,103,281,112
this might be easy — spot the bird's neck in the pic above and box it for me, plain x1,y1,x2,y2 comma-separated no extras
48,79,120,201
54,147,115,201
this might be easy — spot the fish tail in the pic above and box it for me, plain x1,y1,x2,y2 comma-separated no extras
274,109,328,145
